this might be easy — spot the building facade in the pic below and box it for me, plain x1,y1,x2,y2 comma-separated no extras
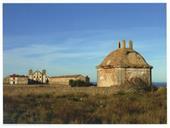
49,74,89,85
5,74,28,85
97,40,153,87
28,69,49,84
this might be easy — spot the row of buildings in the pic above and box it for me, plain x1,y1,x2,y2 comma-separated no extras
4,40,153,87
3,69,89,86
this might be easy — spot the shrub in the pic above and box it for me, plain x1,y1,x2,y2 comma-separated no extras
69,80,92,87
156,87,167,95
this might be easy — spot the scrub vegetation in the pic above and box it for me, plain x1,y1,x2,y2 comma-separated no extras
3,85,167,124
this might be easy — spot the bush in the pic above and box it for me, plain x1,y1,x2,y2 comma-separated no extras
156,87,167,95
69,80,92,87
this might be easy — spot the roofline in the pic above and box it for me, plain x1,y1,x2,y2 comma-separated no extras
49,74,84,78
97,48,153,69
9,75,28,77
97,65,153,69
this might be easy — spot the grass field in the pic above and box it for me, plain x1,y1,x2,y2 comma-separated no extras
3,85,167,124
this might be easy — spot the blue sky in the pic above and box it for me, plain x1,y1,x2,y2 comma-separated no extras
3,4,166,82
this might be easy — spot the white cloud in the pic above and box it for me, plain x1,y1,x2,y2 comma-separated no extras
3,41,106,77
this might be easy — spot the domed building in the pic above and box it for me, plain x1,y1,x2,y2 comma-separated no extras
97,40,153,87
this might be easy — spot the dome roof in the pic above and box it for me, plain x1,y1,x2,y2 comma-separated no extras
97,48,152,69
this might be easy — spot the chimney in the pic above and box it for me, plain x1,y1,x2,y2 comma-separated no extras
129,40,133,49
42,69,46,75
28,69,33,75
118,41,121,49
122,40,126,48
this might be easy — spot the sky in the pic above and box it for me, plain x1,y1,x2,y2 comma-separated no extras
3,3,166,82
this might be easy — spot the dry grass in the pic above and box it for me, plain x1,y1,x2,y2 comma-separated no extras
3,85,167,124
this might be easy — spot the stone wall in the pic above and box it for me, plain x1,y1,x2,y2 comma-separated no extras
97,68,117,87
49,76,87,85
17,77,28,85
49,77,71,85
97,67,151,87
125,68,151,87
